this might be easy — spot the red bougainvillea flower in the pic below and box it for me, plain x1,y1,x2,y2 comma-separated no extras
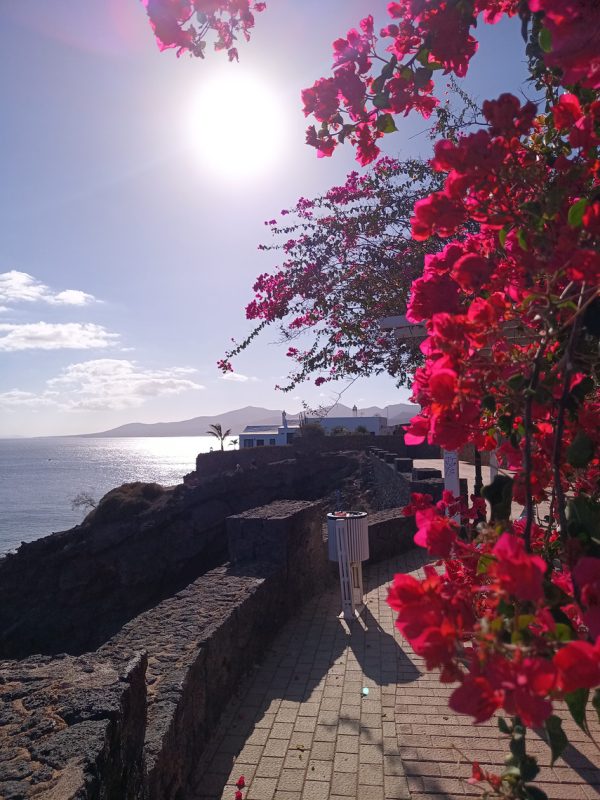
491,533,547,602
449,675,503,723
529,0,600,89
573,557,600,638
414,507,459,557
411,192,465,240
554,639,600,694
552,93,582,129
488,655,556,728
236,776,246,789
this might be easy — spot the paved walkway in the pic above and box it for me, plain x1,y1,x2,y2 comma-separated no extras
191,551,600,800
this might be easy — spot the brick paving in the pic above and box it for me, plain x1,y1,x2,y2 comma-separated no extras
191,550,600,800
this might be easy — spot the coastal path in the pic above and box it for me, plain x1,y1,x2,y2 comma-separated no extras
191,550,600,800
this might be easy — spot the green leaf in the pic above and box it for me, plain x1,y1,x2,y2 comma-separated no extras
565,688,590,734
568,198,588,228
376,113,398,134
416,48,430,67
524,786,549,800
482,394,496,412
371,75,385,95
593,689,600,725
414,67,433,89
510,731,526,760
517,229,529,251
517,614,535,630
544,715,568,766
380,55,397,80
508,374,527,391
498,227,508,248
372,92,389,110
477,554,495,575
538,26,552,53
498,716,512,735
567,432,595,468
567,496,600,539
520,756,540,782
554,623,573,642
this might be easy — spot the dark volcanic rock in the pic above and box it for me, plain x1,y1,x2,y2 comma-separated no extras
0,653,147,799
0,452,364,659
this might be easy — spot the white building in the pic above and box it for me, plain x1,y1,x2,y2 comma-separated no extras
303,415,385,435
239,411,301,448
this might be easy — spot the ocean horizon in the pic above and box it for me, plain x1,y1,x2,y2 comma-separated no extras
0,435,237,555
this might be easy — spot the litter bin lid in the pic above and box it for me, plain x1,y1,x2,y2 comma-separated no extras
327,511,367,519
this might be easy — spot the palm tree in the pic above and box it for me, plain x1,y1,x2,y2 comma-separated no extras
206,423,231,451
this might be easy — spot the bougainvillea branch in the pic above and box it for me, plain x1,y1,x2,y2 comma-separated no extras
220,157,447,390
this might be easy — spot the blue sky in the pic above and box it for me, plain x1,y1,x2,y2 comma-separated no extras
0,1,529,436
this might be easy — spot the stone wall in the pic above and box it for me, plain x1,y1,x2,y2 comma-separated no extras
369,452,445,509
0,453,362,660
0,652,147,800
367,509,417,563
0,500,332,800
191,434,411,480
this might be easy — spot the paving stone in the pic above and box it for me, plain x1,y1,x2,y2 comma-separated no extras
333,752,358,773
357,764,383,786
300,781,331,800
247,776,278,800
278,769,307,792
309,741,335,761
191,549,599,800
331,771,358,795
262,738,288,758
256,758,284,779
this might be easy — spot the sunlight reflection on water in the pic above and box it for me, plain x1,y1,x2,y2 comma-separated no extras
0,436,237,554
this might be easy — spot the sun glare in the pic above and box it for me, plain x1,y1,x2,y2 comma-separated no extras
187,69,287,181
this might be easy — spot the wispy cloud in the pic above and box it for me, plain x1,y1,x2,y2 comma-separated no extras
219,372,259,383
0,389,59,410
48,359,204,410
0,359,204,412
0,322,119,351
0,270,96,307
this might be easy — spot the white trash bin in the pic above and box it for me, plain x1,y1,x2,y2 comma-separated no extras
327,511,369,620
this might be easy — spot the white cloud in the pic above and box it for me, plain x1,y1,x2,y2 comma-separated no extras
0,322,119,351
0,359,204,413
47,359,204,411
0,271,96,307
0,389,59,410
220,372,259,383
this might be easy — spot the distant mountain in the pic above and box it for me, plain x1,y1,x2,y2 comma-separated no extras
76,402,419,438
77,406,291,438
305,402,418,426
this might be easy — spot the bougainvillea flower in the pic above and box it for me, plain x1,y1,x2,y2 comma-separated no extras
573,557,600,638
414,507,459,557
492,534,547,602
554,639,600,694
449,675,503,723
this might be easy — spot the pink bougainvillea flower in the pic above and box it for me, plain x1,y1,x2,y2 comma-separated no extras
414,507,459,557
554,639,600,694
449,675,503,723
573,557,600,638
491,533,547,602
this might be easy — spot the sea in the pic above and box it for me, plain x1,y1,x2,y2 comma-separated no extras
0,436,237,556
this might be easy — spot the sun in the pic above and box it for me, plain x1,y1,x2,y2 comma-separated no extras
186,69,287,181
